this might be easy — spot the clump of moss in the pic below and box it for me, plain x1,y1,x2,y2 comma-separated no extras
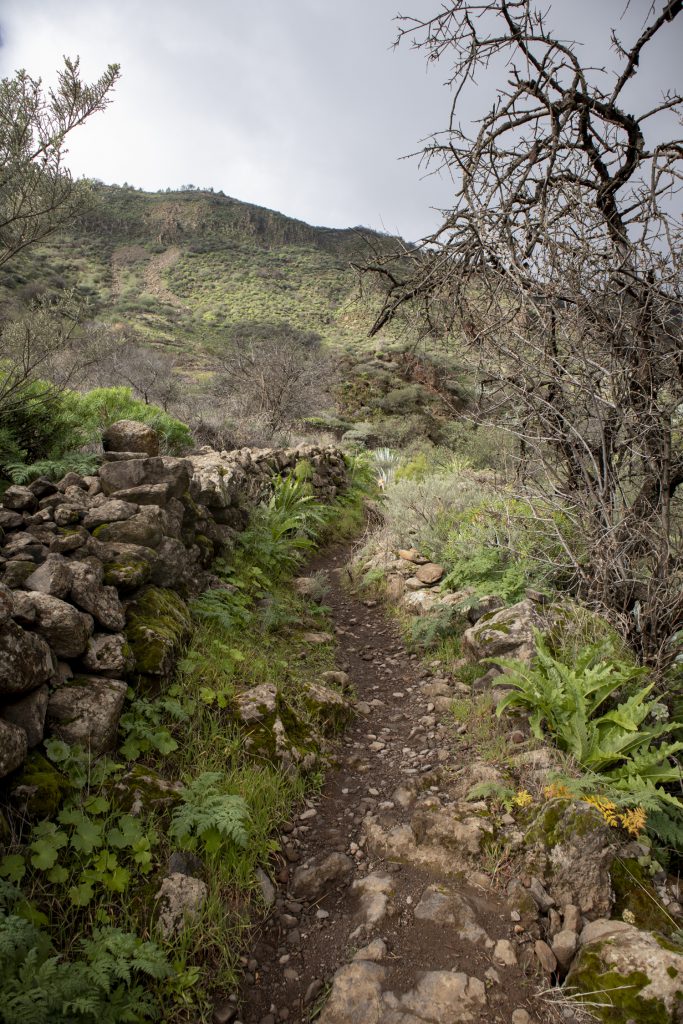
611,858,675,936
12,752,70,817
103,555,153,589
125,585,192,684
526,799,604,850
567,946,670,1023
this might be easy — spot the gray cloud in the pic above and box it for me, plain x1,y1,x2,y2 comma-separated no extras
1,1,680,241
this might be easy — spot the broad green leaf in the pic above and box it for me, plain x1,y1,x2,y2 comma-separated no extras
69,879,95,906
0,853,26,882
85,795,110,815
47,864,69,883
104,865,130,892
30,826,68,870
107,814,143,849
70,817,104,855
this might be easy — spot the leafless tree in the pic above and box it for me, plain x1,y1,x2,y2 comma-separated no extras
0,294,110,418
208,322,334,444
0,57,120,268
367,1,683,663
89,332,181,410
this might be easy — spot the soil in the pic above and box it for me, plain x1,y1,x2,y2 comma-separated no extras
233,545,549,1024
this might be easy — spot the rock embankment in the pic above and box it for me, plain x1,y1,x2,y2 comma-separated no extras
0,420,347,779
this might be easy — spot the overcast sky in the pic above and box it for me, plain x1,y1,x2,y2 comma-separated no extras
1,1,680,241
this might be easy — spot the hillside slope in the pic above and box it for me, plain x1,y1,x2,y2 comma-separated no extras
0,184,398,364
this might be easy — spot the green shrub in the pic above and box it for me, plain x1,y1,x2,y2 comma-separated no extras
341,421,383,450
70,387,192,454
493,633,683,850
395,452,432,483
441,496,578,601
0,382,192,481
0,881,172,1023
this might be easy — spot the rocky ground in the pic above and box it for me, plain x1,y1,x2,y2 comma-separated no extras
232,547,562,1024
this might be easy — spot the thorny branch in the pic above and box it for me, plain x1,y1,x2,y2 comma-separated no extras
367,1,683,664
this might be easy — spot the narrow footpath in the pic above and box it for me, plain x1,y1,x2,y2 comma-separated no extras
235,546,547,1024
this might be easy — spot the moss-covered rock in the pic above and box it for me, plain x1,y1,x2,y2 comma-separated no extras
101,542,157,590
112,764,184,813
236,683,319,773
125,586,192,684
566,925,683,1022
300,680,352,735
10,751,70,817
461,598,544,663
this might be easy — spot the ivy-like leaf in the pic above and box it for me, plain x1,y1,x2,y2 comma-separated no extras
107,814,143,850
69,878,95,906
0,853,26,883
58,810,104,855
85,795,110,815
30,824,68,870
47,864,69,884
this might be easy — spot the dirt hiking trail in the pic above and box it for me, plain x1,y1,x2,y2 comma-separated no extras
232,545,553,1024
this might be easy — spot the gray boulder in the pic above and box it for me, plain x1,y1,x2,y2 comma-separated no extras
109,483,175,507
23,555,73,599
99,457,190,499
2,485,37,512
69,560,125,631
1,685,49,747
95,541,158,590
0,583,13,625
92,507,165,549
186,450,245,508
526,802,617,920
82,633,134,677
462,598,545,663
291,852,354,900
47,676,127,754
82,499,139,530
53,505,84,526
26,592,93,658
149,537,196,589
0,719,28,778
102,419,160,456
155,873,207,938
567,923,683,1022
2,532,46,560
49,526,89,554
0,508,24,530
0,620,54,696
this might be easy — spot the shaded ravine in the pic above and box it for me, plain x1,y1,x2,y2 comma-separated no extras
233,545,544,1024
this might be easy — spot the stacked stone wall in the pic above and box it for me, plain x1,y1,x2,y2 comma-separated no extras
0,420,347,778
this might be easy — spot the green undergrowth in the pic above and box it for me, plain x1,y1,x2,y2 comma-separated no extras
356,457,683,867
491,633,683,859
1,382,192,484
0,460,373,1023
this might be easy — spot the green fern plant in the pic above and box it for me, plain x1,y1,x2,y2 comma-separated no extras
466,780,517,811
0,882,172,1024
5,452,99,484
169,773,250,855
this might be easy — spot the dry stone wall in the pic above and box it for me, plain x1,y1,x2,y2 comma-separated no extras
0,420,347,779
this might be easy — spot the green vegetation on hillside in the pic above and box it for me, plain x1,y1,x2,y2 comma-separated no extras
0,185,397,359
